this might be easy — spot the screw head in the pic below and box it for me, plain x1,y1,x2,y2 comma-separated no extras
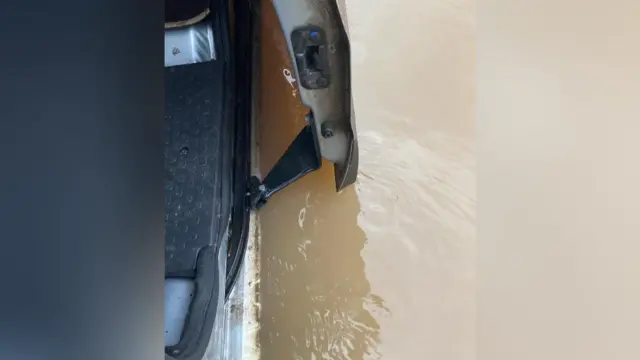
320,122,336,138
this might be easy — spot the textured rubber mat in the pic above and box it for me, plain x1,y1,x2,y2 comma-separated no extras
164,60,232,277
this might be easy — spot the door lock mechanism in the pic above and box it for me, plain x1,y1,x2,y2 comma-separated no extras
291,26,331,89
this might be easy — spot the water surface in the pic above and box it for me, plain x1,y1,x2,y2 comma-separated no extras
257,1,475,358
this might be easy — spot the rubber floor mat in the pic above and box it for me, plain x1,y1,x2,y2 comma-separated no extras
165,60,232,278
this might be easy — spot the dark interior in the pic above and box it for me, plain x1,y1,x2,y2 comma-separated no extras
165,0,211,24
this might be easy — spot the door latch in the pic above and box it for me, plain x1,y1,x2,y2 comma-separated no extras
291,26,331,89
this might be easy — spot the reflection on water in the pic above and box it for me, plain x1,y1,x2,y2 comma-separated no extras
257,0,475,359
259,167,384,359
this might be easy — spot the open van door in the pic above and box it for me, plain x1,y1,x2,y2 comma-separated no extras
248,0,359,209
164,0,357,359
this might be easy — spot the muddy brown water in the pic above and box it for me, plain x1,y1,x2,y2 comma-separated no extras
256,0,475,358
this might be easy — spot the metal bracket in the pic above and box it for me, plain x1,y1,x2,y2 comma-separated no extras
164,19,216,67
249,116,322,209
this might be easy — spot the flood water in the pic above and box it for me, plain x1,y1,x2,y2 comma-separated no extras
256,0,475,358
